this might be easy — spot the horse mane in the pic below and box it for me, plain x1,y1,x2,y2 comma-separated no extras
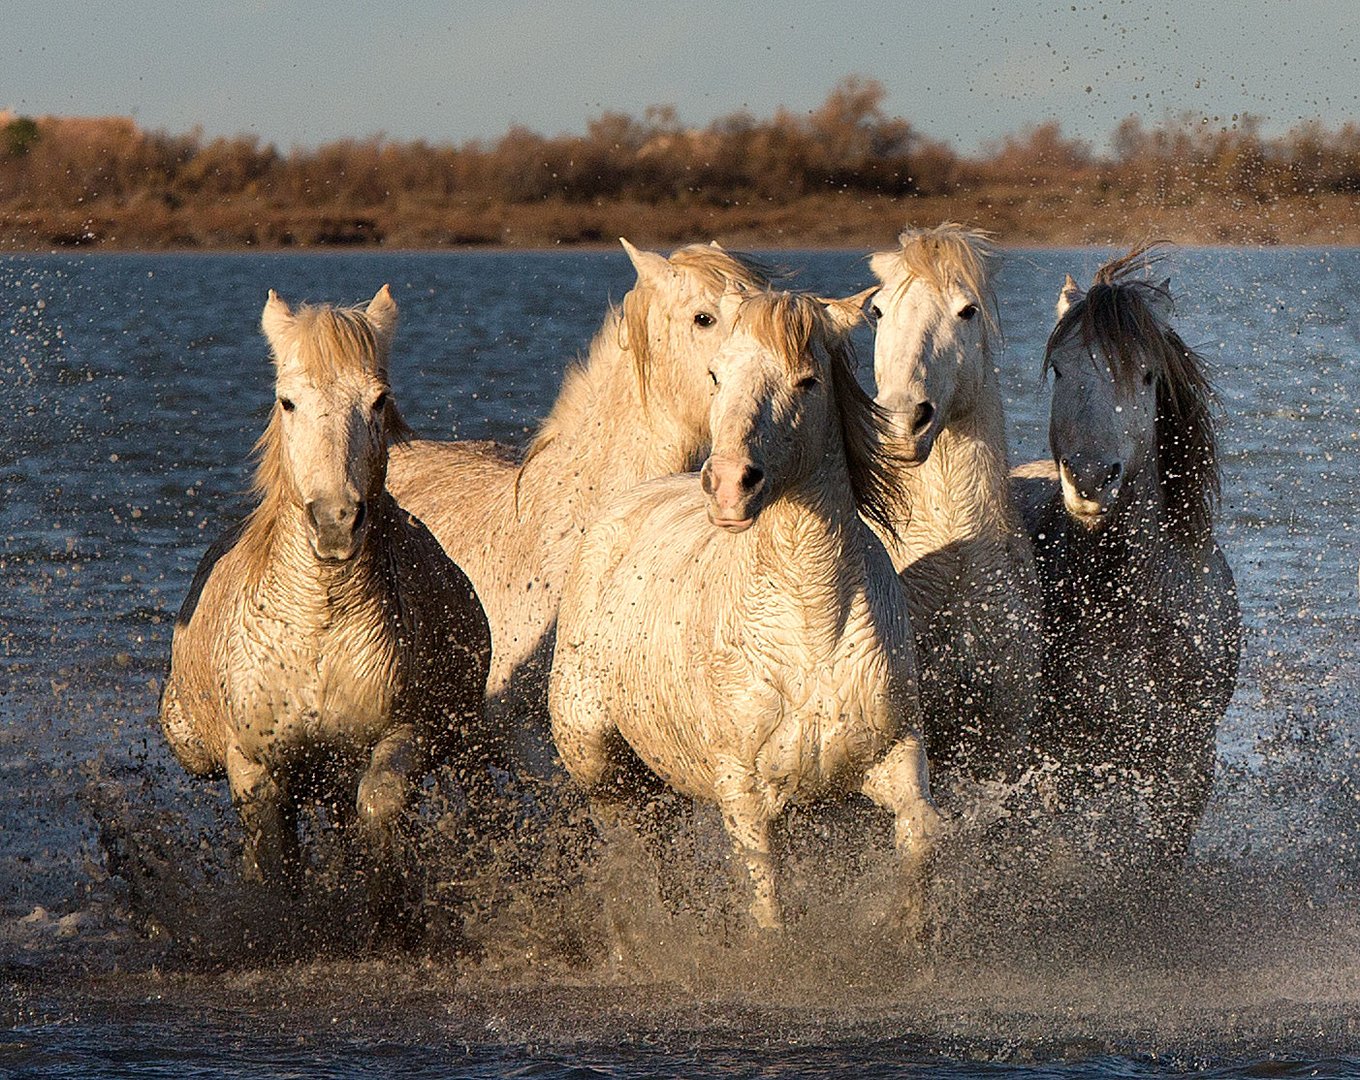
246,301,412,548
879,222,998,338
735,291,900,536
1044,244,1221,541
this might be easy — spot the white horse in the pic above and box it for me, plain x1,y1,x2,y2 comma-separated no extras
549,289,940,931
385,240,770,765
865,224,1043,785
1011,247,1241,866
159,287,492,928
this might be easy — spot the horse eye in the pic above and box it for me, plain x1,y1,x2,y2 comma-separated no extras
279,397,295,412
958,303,978,321
868,304,882,321
694,311,716,328
372,392,388,412
795,375,819,391
708,370,718,386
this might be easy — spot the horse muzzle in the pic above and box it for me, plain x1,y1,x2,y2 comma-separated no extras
700,455,765,533
1058,457,1122,525
890,400,941,465
305,496,368,561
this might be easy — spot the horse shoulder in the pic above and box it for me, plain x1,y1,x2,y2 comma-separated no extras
161,516,256,774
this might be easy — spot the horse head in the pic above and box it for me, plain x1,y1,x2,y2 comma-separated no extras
699,289,894,534
259,285,404,562
617,237,772,437
867,223,995,464
1044,250,1200,529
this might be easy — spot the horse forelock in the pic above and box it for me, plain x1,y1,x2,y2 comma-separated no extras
881,223,998,340
276,304,390,383
1044,247,1220,541
734,291,901,537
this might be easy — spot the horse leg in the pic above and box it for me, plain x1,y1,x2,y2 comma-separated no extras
226,745,298,888
862,732,943,931
1147,729,1215,870
714,769,781,931
355,724,421,937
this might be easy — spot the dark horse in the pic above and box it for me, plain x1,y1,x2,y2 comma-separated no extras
1012,247,1240,870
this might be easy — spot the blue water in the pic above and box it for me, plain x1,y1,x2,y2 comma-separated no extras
3,248,1360,1077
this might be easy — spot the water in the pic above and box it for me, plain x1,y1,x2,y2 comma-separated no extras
3,248,1359,1077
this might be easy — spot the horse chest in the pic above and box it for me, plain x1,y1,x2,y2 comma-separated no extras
230,599,401,762
735,603,902,795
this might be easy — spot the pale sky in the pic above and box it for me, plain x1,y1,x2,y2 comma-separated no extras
4,0,1358,152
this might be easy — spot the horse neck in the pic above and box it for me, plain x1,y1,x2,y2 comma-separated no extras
1054,466,1174,594
889,381,1018,550
521,314,705,532
750,437,870,634
240,489,397,616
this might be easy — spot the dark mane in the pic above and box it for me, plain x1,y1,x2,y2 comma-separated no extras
1044,244,1221,542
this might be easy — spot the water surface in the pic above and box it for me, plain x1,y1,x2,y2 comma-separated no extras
3,248,1359,1077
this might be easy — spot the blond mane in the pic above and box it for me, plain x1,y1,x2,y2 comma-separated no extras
1044,244,1221,542
878,223,998,337
734,290,900,536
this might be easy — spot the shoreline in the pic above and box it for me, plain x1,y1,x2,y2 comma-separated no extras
5,190,1360,255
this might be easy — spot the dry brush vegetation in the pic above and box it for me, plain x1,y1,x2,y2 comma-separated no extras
3,78,1360,250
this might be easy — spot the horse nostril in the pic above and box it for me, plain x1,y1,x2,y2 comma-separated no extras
739,465,764,493
305,500,320,531
700,463,716,496
1105,463,1123,488
911,401,935,436
350,501,367,535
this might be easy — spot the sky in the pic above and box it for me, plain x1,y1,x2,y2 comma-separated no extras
4,0,1359,152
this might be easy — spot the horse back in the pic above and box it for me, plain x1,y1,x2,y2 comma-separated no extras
385,438,521,555
1009,459,1059,541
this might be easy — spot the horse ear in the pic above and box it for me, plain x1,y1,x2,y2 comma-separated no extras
709,240,727,252
1056,273,1083,320
365,284,398,345
868,250,898,284
620,237,671,286
716,288,745,322
261,289,293,354
819,287,874,333
1145,277,1175,324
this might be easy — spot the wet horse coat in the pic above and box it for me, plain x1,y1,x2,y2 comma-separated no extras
549,290,939,930
385,242,770,766
159,287,491,921
865,224,1043,785
1012,248,1240,864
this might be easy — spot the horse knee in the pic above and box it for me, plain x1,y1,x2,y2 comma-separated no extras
356,768,411,834
225,749,295,883
550,709,617,792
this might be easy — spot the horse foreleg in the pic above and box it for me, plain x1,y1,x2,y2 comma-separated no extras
862,732,943,930
226,745,298,888
355,724,420,932
715,768,781,931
